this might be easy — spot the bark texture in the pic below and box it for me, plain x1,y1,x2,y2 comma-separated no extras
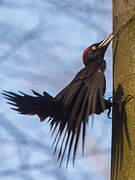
111,0,135,180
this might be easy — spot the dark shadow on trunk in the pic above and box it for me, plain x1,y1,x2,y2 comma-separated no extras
111,84,131,179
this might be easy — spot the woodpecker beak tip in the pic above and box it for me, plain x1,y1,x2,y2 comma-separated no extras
99,33,114,48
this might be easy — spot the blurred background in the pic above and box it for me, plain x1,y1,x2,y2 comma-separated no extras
0,0,112,179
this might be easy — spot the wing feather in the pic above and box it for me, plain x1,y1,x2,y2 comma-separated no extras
50,62,107,166
3,61,111,166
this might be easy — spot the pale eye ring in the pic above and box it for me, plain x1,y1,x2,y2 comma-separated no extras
92,46,96,50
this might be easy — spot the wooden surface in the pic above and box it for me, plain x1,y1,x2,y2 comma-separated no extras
111,0,135,179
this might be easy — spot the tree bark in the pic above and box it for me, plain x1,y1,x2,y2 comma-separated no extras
111,0,135,180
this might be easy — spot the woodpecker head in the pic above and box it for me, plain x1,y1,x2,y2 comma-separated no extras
82,33,115,66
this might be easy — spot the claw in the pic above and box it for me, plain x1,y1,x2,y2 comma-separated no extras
107,107,112,119
107,97,113,119
116,95,134,105
114,94,134,115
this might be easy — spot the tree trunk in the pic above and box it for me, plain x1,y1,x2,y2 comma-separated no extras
111,0,135,180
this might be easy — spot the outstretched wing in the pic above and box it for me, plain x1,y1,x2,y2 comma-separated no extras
3,61,112,166
3,90,64,122
49,61,110,166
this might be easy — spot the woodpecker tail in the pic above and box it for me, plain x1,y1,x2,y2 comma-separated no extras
3,88,112,167
3,90,64,122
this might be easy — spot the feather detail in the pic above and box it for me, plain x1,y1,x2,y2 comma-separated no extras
3,60,112,166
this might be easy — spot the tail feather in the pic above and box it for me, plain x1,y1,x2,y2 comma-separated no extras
3,85,112,166
48,74,112,166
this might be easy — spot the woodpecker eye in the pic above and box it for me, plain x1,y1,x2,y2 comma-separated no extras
91,46,96,50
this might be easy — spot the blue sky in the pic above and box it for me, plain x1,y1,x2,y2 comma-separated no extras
0,1,112,179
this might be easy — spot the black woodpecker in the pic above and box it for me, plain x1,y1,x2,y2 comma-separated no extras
3,33,115,166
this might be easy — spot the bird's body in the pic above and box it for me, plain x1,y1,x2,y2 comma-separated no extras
3,33,114,166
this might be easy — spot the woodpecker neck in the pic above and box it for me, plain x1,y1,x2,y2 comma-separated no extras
98,60,106,72
83,56,104,67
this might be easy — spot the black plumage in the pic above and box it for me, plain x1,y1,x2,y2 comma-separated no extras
3,33,114,166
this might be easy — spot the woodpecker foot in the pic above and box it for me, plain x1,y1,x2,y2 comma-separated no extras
107,97,113,119
116,95,134,105
107,95,134,119
115,94,134,115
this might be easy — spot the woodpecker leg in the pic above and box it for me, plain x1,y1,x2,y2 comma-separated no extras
108,107,112,119
106,97,113,119
114,95,134,115
107,95,134,119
